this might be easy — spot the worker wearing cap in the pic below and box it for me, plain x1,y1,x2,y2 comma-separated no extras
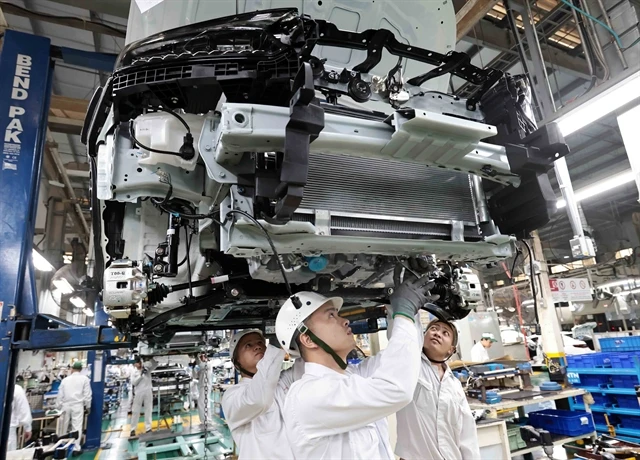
394,318,480,460
8,384,32,451
220,329,304,459
470,332,498,362
56,361,92,452
129,355,158,436
277,275,436,459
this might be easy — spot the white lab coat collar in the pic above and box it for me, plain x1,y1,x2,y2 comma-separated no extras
304,361,348,378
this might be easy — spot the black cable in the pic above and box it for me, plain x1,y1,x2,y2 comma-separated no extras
129,122,184,157
520,239,540,325
222,209,293,297
155,107,191,132
185,226,193,298
177,231,193,267
509,250,522,280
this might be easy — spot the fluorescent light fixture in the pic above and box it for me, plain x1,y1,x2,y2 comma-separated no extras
32,249,54,272
557,72,640,137
52,278,74,295
69,296,85,309
598,278,640,290
82,307,94,317
557,170,635,208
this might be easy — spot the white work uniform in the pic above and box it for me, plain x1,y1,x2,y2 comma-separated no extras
395,353,480,460
221,345,305,459
130,359,158,433
56,371,92,451
470,341,490,362
283,316,420,459
196,359,214,426
8,385,32,451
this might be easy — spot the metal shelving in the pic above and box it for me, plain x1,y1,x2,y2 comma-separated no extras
575,386,637,395
573,403,640,417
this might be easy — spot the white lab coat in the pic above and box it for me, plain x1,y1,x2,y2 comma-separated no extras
283,317,420,459
395,354,480,460
8,385,32,451
196,359,214,426
221,345,305,459
470,341,490,362
56,372,92,451
130,359,158,433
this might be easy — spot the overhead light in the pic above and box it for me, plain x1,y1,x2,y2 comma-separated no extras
598,279,640,290
82,307,94,317
32,249,54,272
563,256,570,259
52,278,74,295
69,296,85,309
557,71,640,137
557,170,635,208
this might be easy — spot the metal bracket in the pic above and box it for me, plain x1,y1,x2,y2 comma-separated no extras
273,63,325,222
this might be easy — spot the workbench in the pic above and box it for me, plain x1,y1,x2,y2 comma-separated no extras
470,387,596,459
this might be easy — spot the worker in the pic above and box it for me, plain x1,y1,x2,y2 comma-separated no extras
277,275,435,459
195,353,214,427
56,361,92,452
221,329,304,459
8,384,32,451
470,332,498,362
129,355,158,436
395,318,480,459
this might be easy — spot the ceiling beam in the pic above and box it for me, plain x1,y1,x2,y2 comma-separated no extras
456,0,500,42
0,1,126,38
463,19,591,79
51,95,89,114
48,116,83,136
42,0,130,19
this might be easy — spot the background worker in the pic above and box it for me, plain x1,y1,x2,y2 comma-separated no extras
470,332,498,362
129,355,158,436
277,276,435,459
56,361,92,452
395,319,480,460
221,329,304,459
8,383,32,451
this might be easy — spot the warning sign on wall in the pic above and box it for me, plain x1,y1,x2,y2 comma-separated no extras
549,278,593,302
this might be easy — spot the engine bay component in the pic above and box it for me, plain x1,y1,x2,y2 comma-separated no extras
82,7,571,335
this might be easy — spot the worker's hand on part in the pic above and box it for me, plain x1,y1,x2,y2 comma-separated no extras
389,276,438,321
23,431,32,442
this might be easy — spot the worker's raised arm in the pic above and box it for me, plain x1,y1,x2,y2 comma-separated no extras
131,369,143,387
83,377,92,408
221,345,286,430
291,316,420,438
146,358,159,372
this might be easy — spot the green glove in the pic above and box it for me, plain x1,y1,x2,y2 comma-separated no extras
390,276,437,321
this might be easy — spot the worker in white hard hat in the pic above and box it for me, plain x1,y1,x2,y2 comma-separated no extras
394,318,480,460
221,329,304,459
277,275,436,459
470,332,498,362
129,355,158,436
56,361,92,452
8,384,32,451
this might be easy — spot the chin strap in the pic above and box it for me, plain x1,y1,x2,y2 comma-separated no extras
233,362,256,378
422,347,455,364
298,324,348,370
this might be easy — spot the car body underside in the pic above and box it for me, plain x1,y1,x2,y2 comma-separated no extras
81,7,569,349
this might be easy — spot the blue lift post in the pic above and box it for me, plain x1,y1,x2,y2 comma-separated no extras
0,29,54,457
0,30,133,458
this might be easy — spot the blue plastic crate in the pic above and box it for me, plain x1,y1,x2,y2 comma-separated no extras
581,353,612,368
611,375,639,388
591,393,614,407
528,409,595,436
615,395,640,409
566,355,584,368
619,415,640,430
574,374,610,388
601,337,640,352
592,412,620,427
610,353,636,368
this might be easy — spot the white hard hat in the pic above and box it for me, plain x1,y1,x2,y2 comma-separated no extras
229,329,264,361
275,291,343,356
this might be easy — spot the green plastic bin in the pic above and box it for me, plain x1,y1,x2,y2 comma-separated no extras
507,423,527,451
